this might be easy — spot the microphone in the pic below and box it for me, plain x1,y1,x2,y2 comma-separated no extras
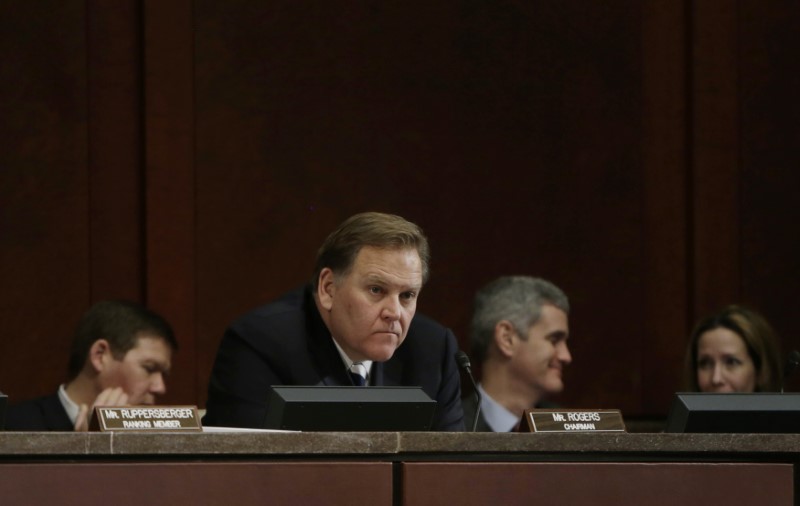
781,350,800,393
455,350,482,432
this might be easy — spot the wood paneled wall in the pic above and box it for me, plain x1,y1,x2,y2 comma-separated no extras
1,0,798,417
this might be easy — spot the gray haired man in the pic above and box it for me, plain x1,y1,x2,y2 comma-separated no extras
463,276,571,432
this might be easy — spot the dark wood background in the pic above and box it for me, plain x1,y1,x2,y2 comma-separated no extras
1,0,798,418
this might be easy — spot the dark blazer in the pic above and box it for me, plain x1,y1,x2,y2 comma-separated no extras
462,392,492,432
5,392,73,431
203,285,465,431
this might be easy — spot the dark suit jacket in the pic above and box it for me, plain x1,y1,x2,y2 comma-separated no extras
203,285,465,431
462,391,492,432
5,392,73,431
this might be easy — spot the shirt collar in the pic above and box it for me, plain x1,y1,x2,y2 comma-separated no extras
477,383,520,432
58,383,80,426
331,337,373,383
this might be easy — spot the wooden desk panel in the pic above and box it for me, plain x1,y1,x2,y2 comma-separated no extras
2,433,799,506
0,462,392,506
402,462,792,506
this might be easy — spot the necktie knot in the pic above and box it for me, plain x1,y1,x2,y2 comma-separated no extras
349,362,368,386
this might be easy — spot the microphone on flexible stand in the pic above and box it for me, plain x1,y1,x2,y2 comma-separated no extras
781,350,800,393
455,350,482,432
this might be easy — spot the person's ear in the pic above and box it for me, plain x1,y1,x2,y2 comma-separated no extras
88,339,113,373
317,268,337,311
493,321,517,358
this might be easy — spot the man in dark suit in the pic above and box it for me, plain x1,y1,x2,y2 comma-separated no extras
462,276,571,432
5,301,176,431
203,212,464,431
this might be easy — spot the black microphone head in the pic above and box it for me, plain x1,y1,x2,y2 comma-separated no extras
454,351,471,370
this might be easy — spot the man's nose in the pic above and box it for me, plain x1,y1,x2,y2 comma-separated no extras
150,372,167,395
557,341,572,364
381,296,401,321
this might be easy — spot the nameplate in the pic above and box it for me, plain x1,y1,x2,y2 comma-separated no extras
90,406,202,432
520,409,626,433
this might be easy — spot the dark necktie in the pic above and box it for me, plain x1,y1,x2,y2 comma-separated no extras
349,363,368,386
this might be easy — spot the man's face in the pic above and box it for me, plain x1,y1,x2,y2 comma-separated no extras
510,304,571,398
317,246,423,362
100,335,172,405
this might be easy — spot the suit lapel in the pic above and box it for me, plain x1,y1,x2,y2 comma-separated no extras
308,330,350,387
371,361,385,386
303,286,351,387
378,354,405,387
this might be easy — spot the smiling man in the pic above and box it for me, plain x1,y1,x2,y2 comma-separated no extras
203,212,464,431
463,276,571,432
5,300,176,431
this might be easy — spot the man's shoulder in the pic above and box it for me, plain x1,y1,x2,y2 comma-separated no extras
395,312,455,362
237,286,307,320
5,392,71,431
8,392,60,412
231,287,310,332
225,286,323,356
407,312,449,337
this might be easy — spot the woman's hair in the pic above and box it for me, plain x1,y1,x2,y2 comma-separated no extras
683,305,782,392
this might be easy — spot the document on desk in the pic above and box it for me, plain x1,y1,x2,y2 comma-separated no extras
201,426,297,433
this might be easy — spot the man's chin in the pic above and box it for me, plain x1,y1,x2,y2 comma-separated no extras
361,335,403,361
363,345,399,362
544,379,565,394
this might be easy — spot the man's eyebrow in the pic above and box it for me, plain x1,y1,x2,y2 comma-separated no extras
363,274,421,292
364,274,388,283
143,358,171,370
